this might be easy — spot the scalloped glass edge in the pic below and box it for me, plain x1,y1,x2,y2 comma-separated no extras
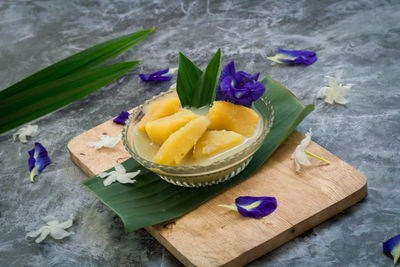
81,74,314,231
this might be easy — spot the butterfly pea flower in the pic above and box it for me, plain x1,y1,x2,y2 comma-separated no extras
383,234,400,265
87,135,120,149
26,214,74,243
291,129,330,173
98,163,140,186
267,49,317,65
216,61,265,107
113,111,130,125
28,142,51,182
139,67,177,82
13,124,40,143
219,196,277,218
317,76,352,105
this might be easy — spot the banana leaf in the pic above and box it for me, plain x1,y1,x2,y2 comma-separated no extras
82,74,314,231
0,61,139,133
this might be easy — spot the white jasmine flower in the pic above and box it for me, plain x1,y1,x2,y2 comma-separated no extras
98,163,140,186
26,214,74,243
317,76,352,104
291,129,330,173
87,134,120,149
13,124,40,143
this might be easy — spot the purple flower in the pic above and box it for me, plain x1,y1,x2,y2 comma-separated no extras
28,142,51,182
139,68,174,82
113,111,130,125
219,196,277,219
216,61,265,107
383,234,400,265
267,49,317,65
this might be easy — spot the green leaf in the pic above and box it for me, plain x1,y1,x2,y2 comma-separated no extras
82,74,314,231
191,49,221,108
176,52,203,107
0,28,154,100
0,61,139,133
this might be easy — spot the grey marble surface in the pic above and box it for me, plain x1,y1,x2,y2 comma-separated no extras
0,0,399,266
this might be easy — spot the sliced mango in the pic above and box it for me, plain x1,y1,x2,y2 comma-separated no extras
208,101,259,137
145,109,199,145
137,97,180,132
193,130,244,160
153,116,210,165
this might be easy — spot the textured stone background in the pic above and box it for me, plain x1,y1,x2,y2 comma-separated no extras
0,0,399,266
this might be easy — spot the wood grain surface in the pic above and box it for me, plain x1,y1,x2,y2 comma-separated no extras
68,114,367,267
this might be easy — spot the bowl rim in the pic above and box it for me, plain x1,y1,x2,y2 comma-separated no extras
122,88,274,173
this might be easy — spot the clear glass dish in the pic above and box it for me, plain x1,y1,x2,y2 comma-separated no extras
122,89,274,187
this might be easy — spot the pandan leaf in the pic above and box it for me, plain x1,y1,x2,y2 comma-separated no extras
82,74,314,231
0,28,154,100
0,29,154,134
0,61,139,133
176,52,203,107
191,49,221,108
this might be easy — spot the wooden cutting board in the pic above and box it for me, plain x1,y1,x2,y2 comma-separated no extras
68,112,367,267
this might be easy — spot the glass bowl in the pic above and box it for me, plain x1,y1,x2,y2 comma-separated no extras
122,89,274,187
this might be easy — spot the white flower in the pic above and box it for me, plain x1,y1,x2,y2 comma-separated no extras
291,129,330,173
291,129,313,172
87,134,120,149
317,76,352,105
98,163,140,186
13,124,40,143
26,214,74,243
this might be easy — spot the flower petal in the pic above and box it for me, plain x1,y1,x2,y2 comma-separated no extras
235,196,277,218
87,135,120,149
103,175,117,186
268,49,317,65
35,227,51,243
13,125,40,143
216,61,265,107
113,111,130,125
333,96,348,105
57,214,74,229
114,163,126,174
316,87,330,99
139,68,173,82
26,226,48,239
28,142,51,182
50,228,74,240
383,234,400,265
116,170,140,184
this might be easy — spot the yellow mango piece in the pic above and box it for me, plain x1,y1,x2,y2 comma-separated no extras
208,101,259,137
145,109,199,145
137,97,180,132
193,130,244,160
154,116,210,165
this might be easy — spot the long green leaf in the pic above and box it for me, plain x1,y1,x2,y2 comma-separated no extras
0,61,139,133
0,28,153,100
82,74,314,231
176,52,203,107
191,49,221,108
